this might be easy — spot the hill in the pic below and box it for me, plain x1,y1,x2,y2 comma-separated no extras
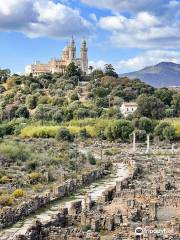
120,62,180,88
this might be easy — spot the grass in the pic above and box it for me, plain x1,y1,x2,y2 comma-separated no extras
20,118,122,138
20,126,60,138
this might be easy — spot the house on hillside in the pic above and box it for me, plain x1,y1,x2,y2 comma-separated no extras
120,102,138,117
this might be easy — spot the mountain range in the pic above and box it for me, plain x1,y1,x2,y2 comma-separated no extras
120,62,180,88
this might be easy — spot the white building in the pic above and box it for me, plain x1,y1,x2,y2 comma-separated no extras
120,102,138,117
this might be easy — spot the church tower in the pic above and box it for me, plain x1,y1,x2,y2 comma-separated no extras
69,36,76,61
80,38,88,74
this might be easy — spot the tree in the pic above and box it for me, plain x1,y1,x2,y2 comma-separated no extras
34,105,46,125
133,130,146,142
30,83,40,92
70,91,79,101
101,107,122,119
88,66,93,74
0,69,10,83
0,125,6,138
52,111,63,123
65,62,82,79
91,69,104,79
104,64,118,78
26,95,37,109
171,93,180,117
138,117,154,133
154,122,175,141
137,95,165,119
104,120,134,140
154,88,174,106
94,86,109,98
15,106,29,119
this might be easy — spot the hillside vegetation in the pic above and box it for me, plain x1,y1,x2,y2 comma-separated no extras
0,63,179,208
0,63,179,141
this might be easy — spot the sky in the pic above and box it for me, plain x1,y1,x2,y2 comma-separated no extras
0,0,180,73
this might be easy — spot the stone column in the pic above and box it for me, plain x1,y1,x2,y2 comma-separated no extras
133,131,136,152
116,181,122,193
150,202,157,221
171,144,175,154
84,195,92,210
146,134,150,154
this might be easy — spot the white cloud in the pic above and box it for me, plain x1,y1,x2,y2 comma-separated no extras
81,0,180,16
89,13,97,22
116,50,180,73
89,60,107,70
98,12,159,31
0,0,92,38
98,12,180,49
90,50,180,73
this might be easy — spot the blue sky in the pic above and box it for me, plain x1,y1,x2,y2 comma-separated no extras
0,0,180,73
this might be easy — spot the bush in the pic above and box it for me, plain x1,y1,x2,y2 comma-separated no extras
87,152,96,165
154,122,176,141
79,128,90,139
53,111,63,123
0,142,31,162
26,160,39,171
12,188,25,198
33,183,44,193
56,128,74,142
15,106,29,119
104,120,134,140
0,194,14,206
0,125,6,138
133,130,146,142
70,91,79,101
138,117,154,133
0,176,11,184
29,172,43,184
38,96,51,104
26,95,37,109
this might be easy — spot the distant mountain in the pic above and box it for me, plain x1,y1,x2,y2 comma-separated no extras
120,62,180,88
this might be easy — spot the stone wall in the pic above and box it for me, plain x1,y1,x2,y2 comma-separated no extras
0,163,111,229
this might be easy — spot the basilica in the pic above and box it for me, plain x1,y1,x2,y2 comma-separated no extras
25,37,88,76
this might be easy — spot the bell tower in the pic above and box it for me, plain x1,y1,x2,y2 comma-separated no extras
81,38,88,74
69,36,76,61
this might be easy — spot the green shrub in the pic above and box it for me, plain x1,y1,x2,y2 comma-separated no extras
104,120,134,140
56,128,74,142
15,106,29,119
138,117,154,133
79,128,90,139
26,160,39,171
133,130,146,142
87,152,96,165
154,122,176,141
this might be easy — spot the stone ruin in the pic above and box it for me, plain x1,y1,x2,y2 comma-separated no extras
14,147,180,240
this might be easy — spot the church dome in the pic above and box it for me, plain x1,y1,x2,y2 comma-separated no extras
63,46,68,52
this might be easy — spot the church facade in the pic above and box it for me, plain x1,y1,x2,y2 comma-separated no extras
25,37,88,76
